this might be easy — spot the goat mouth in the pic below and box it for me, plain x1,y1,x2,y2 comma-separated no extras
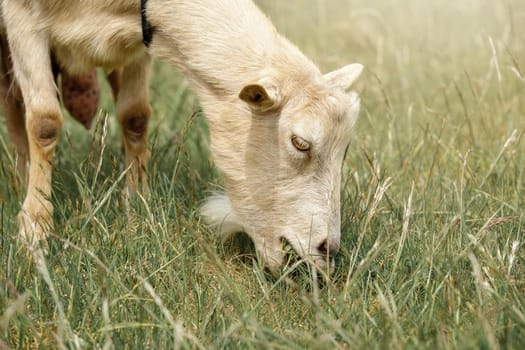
279,237,335,286
280,237,334,271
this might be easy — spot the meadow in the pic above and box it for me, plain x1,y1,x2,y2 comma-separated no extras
1,0,524,348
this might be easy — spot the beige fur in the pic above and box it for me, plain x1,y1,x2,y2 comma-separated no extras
1,0,362,273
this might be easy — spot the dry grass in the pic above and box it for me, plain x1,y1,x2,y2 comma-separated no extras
1,0,524,348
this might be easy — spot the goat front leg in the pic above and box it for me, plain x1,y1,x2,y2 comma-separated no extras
3,1,62,247
116,55,152,198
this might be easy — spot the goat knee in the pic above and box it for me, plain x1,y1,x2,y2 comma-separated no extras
125,114,148,139
28,113,62,148
120,108,151,145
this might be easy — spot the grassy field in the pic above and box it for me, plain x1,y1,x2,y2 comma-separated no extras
1,0,525,348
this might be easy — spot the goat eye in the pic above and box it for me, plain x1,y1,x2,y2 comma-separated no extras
291,135,311,152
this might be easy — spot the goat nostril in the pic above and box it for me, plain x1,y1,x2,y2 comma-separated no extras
318,240,328,255
318,240,340,257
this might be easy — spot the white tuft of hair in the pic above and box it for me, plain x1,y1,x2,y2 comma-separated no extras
200,194,243,238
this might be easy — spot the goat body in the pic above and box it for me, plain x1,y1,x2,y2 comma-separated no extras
1,0,363,273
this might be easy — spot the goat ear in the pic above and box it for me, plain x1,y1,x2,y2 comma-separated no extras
324,63,364,90
239,81,280,112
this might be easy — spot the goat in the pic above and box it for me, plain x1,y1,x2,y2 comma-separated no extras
1,0,363,274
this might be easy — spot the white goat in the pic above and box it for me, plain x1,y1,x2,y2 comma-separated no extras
1,0,362,273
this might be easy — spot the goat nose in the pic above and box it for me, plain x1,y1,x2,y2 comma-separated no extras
318,239,340,257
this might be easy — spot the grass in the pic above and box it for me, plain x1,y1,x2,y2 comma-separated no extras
1,0,524,348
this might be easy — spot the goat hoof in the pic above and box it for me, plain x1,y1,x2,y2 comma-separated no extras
17,210,51,253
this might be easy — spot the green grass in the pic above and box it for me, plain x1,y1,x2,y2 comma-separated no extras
1,0,525,348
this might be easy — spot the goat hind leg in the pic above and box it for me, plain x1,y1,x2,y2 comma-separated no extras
116,55,152,198
0,34,29,181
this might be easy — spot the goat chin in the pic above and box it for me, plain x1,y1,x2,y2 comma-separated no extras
200,194,243,238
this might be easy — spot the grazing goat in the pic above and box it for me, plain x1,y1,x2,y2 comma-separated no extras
1,0,363,274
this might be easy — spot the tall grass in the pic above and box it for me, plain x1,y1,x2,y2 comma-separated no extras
1,0,524,348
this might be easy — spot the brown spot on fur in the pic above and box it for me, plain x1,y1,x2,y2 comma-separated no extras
124,114,148,142
31,116,61,146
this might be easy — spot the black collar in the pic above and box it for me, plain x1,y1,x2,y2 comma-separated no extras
141,0,154,47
